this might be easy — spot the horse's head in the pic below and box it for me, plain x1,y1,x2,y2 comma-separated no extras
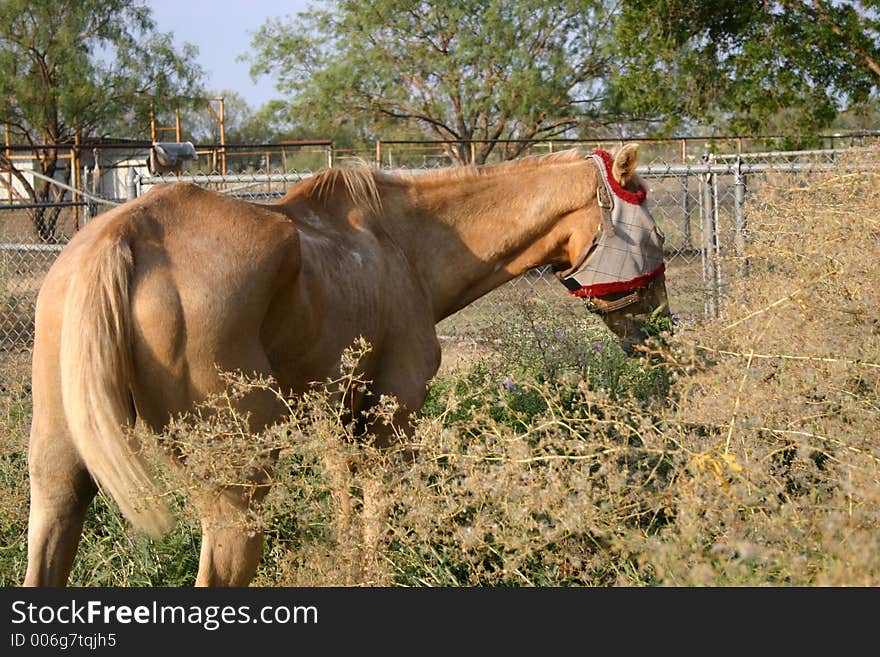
555,143,672,354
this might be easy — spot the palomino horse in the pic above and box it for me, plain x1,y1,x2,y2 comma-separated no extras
24,143,669,586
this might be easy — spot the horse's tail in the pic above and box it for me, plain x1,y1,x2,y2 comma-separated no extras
59,231,174,538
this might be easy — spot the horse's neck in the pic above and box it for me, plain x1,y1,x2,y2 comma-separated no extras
381,158,595,321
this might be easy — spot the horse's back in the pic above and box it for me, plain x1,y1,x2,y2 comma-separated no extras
36,183,302,428
126,183,300,338
35,179,438,427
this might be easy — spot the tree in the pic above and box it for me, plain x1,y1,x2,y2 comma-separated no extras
176,91,302,146
0,0,203,241
610,0,880,139
246,0,617,164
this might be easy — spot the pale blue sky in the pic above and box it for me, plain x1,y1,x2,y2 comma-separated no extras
147,0,312,107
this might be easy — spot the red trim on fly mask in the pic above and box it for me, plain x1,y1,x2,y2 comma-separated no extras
568,263,666,298
592,149,646,205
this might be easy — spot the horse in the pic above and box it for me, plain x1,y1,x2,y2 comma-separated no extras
23,143,670,586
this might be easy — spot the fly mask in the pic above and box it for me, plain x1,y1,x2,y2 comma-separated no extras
557,149,666,313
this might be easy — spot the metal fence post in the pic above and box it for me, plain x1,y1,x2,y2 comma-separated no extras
700,152,719,318
82,165,92,225
126,169,138,201
712,163,723,317
682,172,692,251
734,156,748,279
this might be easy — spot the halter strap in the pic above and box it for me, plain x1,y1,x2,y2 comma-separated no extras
553,153,612,281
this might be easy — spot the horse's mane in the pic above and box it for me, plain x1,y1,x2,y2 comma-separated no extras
305,149,587,213
309,160,382,214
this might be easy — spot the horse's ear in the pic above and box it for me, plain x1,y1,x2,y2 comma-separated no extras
612,143,640,187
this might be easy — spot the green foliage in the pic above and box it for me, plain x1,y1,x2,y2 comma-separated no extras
0,451,28,586
246,0,616,163
0,352,30,586
640,304,676,339
0,0,204,228
423,298,674,455
246,0,880,148
0,0,204,143
485,297,672,400
177,90,288,146
67,494,200,587
611,0,880,138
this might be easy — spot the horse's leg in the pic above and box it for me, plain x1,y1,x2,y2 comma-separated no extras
195,461,275,587
192,350,285,588
317,391,404,580
325,446,355,541
357,361,434,568
195,487,268,587
361,473,390,565
24,426,97,586
24,352,98,586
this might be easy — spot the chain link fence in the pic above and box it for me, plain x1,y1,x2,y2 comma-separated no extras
0,145,864,349
0,167,121,348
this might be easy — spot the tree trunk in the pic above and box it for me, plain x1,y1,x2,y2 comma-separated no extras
33,149,60,243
